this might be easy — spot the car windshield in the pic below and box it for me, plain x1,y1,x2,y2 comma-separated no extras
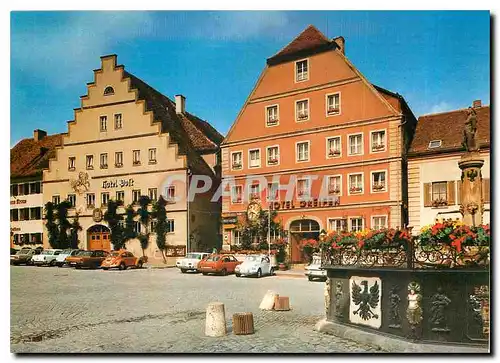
61,249,73,254
79,251,93,256
41,251,54,255
245,255,259,262
186,253,202,259
206,256,220,262
17,249,31,255
110,252,120,257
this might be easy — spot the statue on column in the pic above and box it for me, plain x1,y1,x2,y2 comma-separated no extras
463,107,479,152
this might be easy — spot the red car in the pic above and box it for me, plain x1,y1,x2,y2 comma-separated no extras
198,254,242,276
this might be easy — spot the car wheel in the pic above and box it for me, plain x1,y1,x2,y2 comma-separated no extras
221,268,227,276
49,260,56,267
102,267,109,271
75,266,81,269
180,268,187,273
308,276,313,281
137,261,143,269
256,269,262,278
119,263,126,271
235,273,241,277
270,267,275,276
202,272,208,276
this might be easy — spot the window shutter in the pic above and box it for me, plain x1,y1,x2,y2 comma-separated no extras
447,181,456,205
482,178,490,203
423,183,431,207
456,180,462,205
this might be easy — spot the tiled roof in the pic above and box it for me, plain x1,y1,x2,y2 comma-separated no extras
409,106,490,155
11,133,63,179
124,71,222,174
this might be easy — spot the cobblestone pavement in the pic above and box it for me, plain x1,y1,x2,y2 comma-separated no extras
11,266,384,353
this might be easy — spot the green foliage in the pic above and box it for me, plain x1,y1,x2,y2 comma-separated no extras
56,200,72,249
44,202,59,248
153,196,168,262
137,195,152,256
123,204,137,242
103,199,124,250
236,209,284,251
69,215,82,249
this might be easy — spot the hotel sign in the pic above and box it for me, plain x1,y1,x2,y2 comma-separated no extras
10,199,27,205
102,178,135,189
270,197,340,210
222,217,238,225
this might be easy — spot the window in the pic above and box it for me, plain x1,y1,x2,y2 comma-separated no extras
148,148,157,164
350,218,363,232
86,193,96,208
18,183,29,196
52,195,60,205
68,157,76,171
371,130,386,152
327,136,341,158
148,188,158,202
267,146,279,166
326,93,340,115
372,216,387,230
133,221,142,234
231,151,243,170
31,207,42,220
101,192,110,206
267,182,280,201
86,155,94,170
249,184,261,200
266,105,279,126
104,86,114,95
116,191,125,203
296,178,310,199
295,59,309,82
328,218,347,232
67,194,76,208
296,99,309,121
231,185,243,203
349,173,363,194
349,134,363,155
100,116,107,132
327,175,342,195
29,182,41,194
371,171,386,192
166,186,175,201
11,209,19,222
428,140,442,149
296,141,310,162
10,184,18,197
100,153,108,169
19,208,30,221
249,149,261,168
115,152,123,167
432,182,447,206
166,219,175,233
132,190,141,204
150,220,157,231
114,114,123,129
133,150,141,166
233,230,241,246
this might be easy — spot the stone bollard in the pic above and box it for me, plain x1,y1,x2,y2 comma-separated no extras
205,302,227,337
259,290,278,310
232,312,255,335
274,296,290,311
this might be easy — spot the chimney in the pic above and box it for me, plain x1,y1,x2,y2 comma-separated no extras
333,36,345,55
473,100,482,108
175,95,186,114
34,129,47,142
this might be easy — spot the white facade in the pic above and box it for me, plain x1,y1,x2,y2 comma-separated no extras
10,181,44,246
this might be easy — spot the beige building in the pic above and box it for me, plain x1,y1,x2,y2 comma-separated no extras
407,100,490,234
42,55,222,262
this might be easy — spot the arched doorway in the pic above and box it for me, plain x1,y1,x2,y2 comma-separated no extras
87,224,111,251
289,219,320,264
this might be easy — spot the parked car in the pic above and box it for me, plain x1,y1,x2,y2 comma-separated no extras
32,249,63,266
66,250,109,269
175,252,210,273
101,250,146,270
11,248,18,255
305,254,326,281
54,249,82,267
198,254,242,276
235,254,274,278
10,247,42,266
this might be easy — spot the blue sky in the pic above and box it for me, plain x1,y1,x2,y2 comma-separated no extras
10,11,490,145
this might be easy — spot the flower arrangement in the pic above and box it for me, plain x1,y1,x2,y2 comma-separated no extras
328,106,339,114
372,183,385,191
324,228,412,251
372,143,385,151
328,149,341,157
268,158,279,164
267,117,279,125
431,198,448,207
328,186,340,194
350,186,362,193
232,162,242,169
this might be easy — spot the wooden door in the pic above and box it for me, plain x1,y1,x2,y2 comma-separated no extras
88,232,111,251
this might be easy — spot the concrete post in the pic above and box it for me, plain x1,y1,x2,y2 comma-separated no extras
259,290,278,310
205,302,226,337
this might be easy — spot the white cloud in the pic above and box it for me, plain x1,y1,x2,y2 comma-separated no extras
428,101,455,114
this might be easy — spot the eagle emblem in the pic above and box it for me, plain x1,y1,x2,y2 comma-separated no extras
351,280,380,320
70,172,90,195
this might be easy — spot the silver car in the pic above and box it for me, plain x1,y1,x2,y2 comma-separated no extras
54,249,82,267
305,254,326,281
176,252,210,273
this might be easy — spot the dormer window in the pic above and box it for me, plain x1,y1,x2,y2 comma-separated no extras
428,140,442,149
295,59,309,82
104,86,114,96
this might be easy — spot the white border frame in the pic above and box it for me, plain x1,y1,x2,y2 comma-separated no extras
230,150,244,171
371,215,389,230
325,92,342,117
266,145,280,167
248,148,261,169
114,113,123,130
148,148,157,164
115,151,123,167
101,192,110,206
265,104,280,127
231,185,243,204
369,129,387,154
99,115,108,132
52,195,61,205
349,216,364,232
295,140,311,163
347,132,364,156
347,172,364,196
325,135,342,159
294,58,310,83
370,169,388,193
295,98,310,122
327,217,348,232
327,174,343,197
100,153,108,169
116,190,125,203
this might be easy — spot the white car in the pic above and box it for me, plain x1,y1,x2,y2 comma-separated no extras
54,249,82,267
235,254,274,278
31,249,63,266
305,254,326,281
176,252,210,273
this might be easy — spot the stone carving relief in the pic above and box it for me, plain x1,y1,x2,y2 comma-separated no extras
406,281,423,339
349,276,382,329
70,172,91,195
334,281,344,318
429,287,452,332
388,285,402,329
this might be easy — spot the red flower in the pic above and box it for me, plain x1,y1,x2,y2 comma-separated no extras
450,234,456,240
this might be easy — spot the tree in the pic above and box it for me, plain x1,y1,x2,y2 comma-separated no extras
103,199,124,250
153,196,168,263
137,195,151,257
44,202,59,248
236,209,284,251
56,200,72,249
69,214,82,249
123,204,137,244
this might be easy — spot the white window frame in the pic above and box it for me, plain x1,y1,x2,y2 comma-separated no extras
86,193,96,208
132,150,141,166
248,148,261,169
148,188,158,201
371,215,388,230
248,183,261,200
101,192,110,206
100,153,108,169
52,195,60,205
99,115,107,132
328,218,348,232
115,152,123,167
148,148,157,164
166,219,175,233
326,136,342,158
266,145,280,167
86,155,94,170
349,217,364,232
325,92,341,117
231,150,243,170
296,177,311,200
267,182,280,202
68,157,76,171
370,170,388,193
295,141,310,163
132,190,141,204
370,129,387,153
114,113,123,129
231,185,243,204
327,175,342,196
265,104,280,127
347,172,364,195
166,186,176,201
67,194,76,208
348,132,364,156
116,191,125,203
295,98,310,122
295,58,309,83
